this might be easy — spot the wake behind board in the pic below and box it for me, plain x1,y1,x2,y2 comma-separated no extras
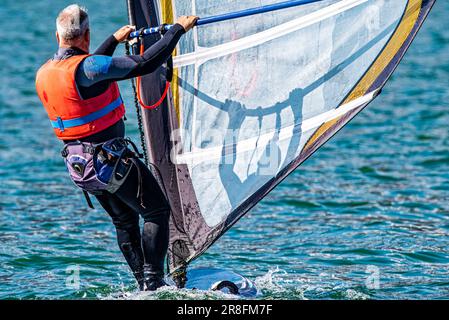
167,268,258,297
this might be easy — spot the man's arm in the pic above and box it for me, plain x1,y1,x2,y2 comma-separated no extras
94,35,119,56
77,23,189,87
94,25,136,56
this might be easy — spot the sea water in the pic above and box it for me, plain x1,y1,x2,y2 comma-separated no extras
0,0,448,299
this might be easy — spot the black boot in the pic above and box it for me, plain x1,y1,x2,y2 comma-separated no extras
144,266,167,291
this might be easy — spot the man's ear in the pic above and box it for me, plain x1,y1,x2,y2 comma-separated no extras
85,29,90,43
56,31,60,45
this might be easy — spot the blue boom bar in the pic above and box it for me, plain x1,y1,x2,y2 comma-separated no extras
129,0,324,38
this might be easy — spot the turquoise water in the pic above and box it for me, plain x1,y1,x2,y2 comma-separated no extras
0,0,448,300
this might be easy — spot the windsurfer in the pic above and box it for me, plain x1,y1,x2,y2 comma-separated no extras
35,4,198,291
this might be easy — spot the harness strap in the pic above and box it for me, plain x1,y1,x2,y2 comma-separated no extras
82,144,96,155
83,190,95,209
124,138,144,159
61,147,69,158
129,157,145,209
61,141,97,157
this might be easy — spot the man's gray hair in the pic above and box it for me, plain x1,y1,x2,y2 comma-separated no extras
56,4,89,41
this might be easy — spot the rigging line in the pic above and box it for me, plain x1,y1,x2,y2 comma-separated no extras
135,41,171,110
125,42,149,166
129,0,327,38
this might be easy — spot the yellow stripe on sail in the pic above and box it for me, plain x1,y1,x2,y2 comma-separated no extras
304,0,422,151
160,0,180,120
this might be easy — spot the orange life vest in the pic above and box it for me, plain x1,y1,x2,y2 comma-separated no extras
35,54,125,140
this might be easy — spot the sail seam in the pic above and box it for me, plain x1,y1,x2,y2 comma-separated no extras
173,0,368,68
174,89,378,164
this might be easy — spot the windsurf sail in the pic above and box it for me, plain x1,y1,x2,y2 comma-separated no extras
126,0,435,275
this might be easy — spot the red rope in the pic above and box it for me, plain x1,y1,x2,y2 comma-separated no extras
136,42,170,110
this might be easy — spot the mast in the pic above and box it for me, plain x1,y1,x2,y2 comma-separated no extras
125,0,198,281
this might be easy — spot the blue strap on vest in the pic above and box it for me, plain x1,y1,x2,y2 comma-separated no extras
50,96,123,132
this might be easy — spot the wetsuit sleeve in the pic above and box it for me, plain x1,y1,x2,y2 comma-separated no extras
76,24,185,87
94,35,119,56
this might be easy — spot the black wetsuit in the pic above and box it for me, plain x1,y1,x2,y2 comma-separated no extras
55,24,185,289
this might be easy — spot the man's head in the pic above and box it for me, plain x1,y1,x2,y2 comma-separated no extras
56,4,90,52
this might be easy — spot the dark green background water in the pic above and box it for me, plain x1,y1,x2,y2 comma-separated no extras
0,0,448,300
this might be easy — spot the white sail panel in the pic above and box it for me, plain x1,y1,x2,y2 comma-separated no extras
170,0,407,227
